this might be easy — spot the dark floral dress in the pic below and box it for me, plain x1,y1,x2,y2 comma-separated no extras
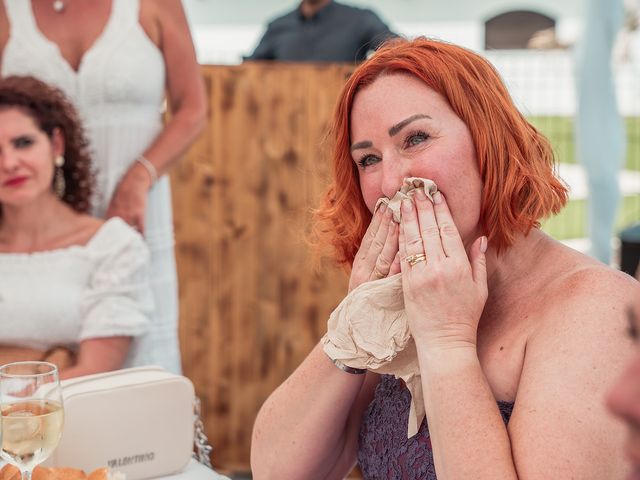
358,375,514,479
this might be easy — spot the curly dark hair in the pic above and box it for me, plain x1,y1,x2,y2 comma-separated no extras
0,75,94,215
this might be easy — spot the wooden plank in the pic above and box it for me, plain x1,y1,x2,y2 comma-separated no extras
172,64,354,473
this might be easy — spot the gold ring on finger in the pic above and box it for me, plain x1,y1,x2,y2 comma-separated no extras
405,253,427,267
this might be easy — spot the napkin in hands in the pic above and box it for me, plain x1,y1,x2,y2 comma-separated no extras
322,177,437,438
0,465,125,480
374,177,438,223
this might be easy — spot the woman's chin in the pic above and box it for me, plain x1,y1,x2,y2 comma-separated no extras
0,191,51,208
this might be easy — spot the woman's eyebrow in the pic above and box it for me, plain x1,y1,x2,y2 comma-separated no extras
350,113,432,151
388,114,432,137
350,140,373,152
11,134,32,142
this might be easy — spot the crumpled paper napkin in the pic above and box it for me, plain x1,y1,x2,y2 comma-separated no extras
375,177,437,223
322,177,437,438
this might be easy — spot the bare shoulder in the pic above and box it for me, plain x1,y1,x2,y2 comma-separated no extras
510,254,636,478
153,0,189,26
66,214,105,246
544,258,638,321
140,0,193,58
138,0,190,44
80,214,105,234
138,0,162,47
529,252,638,362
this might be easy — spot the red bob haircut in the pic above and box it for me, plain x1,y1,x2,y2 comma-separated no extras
314,37,568,268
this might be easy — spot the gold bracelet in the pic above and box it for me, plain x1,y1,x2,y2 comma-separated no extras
136,155,158,184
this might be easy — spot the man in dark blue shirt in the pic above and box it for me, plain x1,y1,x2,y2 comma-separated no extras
245,0,397,62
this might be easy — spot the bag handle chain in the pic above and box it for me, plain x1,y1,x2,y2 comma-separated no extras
193,396,214,468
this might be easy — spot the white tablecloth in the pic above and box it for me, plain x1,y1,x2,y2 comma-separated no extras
158,460,230,479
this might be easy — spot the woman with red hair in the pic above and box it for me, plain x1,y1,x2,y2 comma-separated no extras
251,37,639,479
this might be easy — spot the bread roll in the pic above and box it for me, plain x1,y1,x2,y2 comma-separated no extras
46,467,87,479
0,465,114,480
86,468,108,480
0,464,20,480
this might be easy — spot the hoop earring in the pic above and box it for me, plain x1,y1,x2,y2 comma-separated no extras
54,155,66,198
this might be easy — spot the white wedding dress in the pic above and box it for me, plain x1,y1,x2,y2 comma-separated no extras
1,0,181,373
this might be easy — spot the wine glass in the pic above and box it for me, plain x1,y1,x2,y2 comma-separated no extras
0,362,64,480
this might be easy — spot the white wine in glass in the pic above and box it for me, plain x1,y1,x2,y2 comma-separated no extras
0,362,64,480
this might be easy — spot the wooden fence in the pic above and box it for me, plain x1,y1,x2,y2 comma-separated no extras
171,63,355,473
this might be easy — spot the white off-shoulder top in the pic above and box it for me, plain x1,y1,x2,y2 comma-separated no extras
0,218,153,351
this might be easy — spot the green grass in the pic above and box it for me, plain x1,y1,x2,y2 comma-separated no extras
526,116,640,240
541,195,640,240
528,116,640,171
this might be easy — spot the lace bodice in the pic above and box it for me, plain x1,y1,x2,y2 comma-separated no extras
358,375,514,480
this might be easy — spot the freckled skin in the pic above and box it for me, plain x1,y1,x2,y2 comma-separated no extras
350,73,483,250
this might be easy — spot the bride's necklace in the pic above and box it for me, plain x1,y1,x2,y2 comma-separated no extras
53,0,65,13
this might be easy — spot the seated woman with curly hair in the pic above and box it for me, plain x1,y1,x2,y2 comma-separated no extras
0,76,152,379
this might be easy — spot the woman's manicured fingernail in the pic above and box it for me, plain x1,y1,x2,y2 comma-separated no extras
432,191,442,204
377,202,387,214
480,236,488,253
415,189,426,200
401,198,413,212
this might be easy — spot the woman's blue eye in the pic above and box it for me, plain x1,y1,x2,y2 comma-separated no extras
14,137,34,148
358,154,380,168
406,131,428,147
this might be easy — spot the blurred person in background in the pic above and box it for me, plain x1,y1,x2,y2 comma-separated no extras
251,37,639,479
607,303,640,479
245,0,396,62
0,0,207,373
0,75,152,379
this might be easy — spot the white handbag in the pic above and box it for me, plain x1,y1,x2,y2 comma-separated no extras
46,366,208,479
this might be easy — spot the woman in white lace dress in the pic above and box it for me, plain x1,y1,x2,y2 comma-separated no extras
0,75,152,379
0,0,207,373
